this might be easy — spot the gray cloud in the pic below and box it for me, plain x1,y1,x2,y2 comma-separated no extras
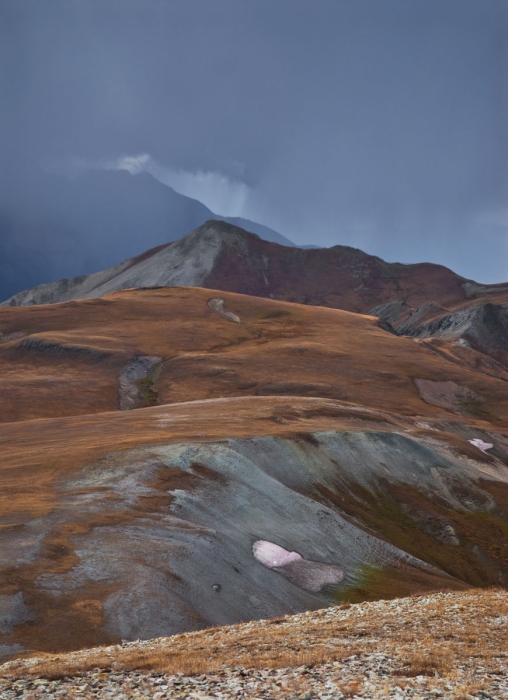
1,0,507,282
52,153,252,218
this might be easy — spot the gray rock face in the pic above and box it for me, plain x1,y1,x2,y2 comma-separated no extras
369,300,411,327
119,355,162,410
0,593,34,635
1,217,301,307
398,302,508,346
3,426,504,656
395,302,450,335
1,221,233,307
371,299,508,369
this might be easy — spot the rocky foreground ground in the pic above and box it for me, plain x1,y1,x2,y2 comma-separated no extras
1,589,507,699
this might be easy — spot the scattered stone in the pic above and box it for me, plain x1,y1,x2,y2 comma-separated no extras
1,590,507,699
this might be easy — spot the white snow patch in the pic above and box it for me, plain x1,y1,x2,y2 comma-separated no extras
468,439,494,453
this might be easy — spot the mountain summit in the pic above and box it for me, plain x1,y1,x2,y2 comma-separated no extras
1,218,488,311
0,170,295,302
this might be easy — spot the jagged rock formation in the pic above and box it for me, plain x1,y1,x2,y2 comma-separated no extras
371,297,508,370
2,219,493,312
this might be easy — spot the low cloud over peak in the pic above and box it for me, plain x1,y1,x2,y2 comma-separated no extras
46,153,253,220
2,0,507,282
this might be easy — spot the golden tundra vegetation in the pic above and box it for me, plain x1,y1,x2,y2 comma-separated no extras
1,286,508,423
0,286,507,676
3,589,506,685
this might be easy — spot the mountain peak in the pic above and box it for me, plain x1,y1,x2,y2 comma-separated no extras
195,218,262,239
0,170,296,302
1,218,485,311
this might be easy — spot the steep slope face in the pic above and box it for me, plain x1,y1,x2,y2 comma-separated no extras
3,221,282,307
3,219,481,311
2,286,508,424
201,225,472,313
0,171,293,301
372,296,508,370
1,396,508,659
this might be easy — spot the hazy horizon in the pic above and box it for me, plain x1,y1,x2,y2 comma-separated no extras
2,0,507,284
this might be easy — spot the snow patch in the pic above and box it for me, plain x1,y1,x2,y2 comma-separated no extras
468,439,494,453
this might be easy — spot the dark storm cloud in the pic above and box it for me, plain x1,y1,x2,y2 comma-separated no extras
1,0,507,281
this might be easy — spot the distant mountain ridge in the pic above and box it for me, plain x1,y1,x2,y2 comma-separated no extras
3,218,498,312
0,170,295,302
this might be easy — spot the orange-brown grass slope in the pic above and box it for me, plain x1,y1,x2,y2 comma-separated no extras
2,589,506,681
3,389,504,530
0,395,404,521
0,286,507,424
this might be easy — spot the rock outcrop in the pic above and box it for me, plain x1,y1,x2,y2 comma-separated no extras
371,298,508,369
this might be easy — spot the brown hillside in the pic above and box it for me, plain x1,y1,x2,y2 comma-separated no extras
2,589,506,700
1,287,508,424
3,395,508,659
1,287,508,661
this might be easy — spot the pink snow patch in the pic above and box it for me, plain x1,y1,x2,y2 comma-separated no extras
468,438,494,453
252,541,302,568
252,540,344,592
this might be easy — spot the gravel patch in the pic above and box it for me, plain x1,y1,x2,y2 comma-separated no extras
1,590,507,699
1,657,507,699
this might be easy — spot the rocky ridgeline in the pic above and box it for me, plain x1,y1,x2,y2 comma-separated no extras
371,299,508,370
2,219,475,311
1,590,507,699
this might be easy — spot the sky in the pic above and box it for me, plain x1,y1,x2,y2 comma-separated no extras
1,0,508,282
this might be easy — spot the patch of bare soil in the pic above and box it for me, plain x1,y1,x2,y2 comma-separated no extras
413,378,488,417
118,355,162,409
